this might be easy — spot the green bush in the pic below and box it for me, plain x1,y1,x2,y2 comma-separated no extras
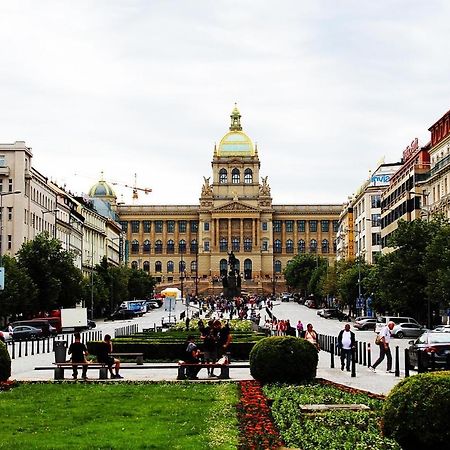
0,341,11,381
249,336,318,384
382,371,450,450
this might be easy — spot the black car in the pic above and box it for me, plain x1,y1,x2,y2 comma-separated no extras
408,332,450,370
105,309,137,321
12,325,43,341
320,308,350,321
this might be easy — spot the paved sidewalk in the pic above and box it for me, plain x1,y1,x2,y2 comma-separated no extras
10,348,404,395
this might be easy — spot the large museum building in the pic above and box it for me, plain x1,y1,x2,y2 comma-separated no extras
91,107,342,295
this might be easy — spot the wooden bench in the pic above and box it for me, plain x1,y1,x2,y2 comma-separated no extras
177,363,232,380
34,362,110,380
111,352,144,365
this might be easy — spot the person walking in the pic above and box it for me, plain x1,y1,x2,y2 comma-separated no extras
369,321,395,373
304,323,320,351
337,323,355,372
296,320,304,338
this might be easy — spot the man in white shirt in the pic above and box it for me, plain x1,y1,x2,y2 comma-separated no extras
338,323,355,371
369,321,395,373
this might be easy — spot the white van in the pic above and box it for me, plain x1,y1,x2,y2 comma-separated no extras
375,316,420,333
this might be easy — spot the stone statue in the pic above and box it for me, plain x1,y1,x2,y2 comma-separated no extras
259,176,271,196
201,176,213,196
228,251,237,272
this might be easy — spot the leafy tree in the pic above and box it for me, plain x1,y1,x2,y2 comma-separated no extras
0,255,37,322
283,254,318,296
16,232,83,314
128,268,156,300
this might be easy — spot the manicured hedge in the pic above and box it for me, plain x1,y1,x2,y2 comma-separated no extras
0,341,11,381
382,371,450,450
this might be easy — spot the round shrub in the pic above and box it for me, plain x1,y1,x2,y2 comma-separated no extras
0,340,11,382
382,371,450,450
249,336,318,384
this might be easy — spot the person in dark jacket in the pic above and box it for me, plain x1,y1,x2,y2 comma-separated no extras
337,323,356,371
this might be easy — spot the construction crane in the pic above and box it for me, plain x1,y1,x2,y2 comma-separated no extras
111,173,152,201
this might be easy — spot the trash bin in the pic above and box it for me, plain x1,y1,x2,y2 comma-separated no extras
54,340,68,363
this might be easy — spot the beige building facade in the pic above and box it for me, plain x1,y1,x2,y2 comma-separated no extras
114,107,342,295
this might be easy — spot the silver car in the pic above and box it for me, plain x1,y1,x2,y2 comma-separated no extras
392,322,428,339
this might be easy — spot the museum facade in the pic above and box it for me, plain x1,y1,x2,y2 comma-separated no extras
96,107,342,295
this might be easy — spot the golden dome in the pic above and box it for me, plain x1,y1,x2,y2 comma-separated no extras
217,131,255,156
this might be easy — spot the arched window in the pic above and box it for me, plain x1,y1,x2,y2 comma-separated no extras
190,239,198,254
274,260,282,273
219,238,228,252
244,258,252,280
220,259,227,276
155,261,162,272
244,168,253,184
155,240,163,254
231,168,240,184
219,168,227,183
167,261,174,273
143,240,151,253
167,239,175,254
322,239,329,254
179,260,186,273
143,261,150,272
191,260,197,272
274,239,282,253
131,261,138,269
179,239,186,254
131,239,139,254
286,239,294,253
244,238,252,252
298,239,305,253
232,237,240,252
310,239,317,253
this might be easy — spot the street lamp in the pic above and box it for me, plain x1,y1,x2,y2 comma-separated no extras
0,190,21,267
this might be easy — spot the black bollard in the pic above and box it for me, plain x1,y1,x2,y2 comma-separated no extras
430,351,436,371
25,340,28,357
351,347,356,377
11,341,15,359
330,343,335,368
395,346,400,377
367,343,371,368
404,348,410,378
417,350,423,373
363,342,367,366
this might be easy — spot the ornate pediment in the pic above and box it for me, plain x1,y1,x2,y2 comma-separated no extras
214,201,259,212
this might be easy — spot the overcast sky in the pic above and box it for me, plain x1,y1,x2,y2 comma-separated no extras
1,1,449,206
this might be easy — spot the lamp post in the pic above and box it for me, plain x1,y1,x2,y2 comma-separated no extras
0,190,21,268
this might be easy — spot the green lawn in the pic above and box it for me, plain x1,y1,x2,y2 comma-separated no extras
0,382,239,449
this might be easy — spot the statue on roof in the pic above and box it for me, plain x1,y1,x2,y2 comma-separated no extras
201,176,213,196
259,176,271,196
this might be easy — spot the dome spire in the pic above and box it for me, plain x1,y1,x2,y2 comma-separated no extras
229,103,242,131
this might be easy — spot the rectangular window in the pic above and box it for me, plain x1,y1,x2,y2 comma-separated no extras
262,240,268,251
321,220,329,232
8,235,11,250
131,220,140,233
333,220,339,232
262,222,268,231
273,220,281,232
371,195,381,208
0,179,3,193
7,207,12,220
204,222,210,231
285,220,294,232
0,154,5,167
371,214,381,227
372,233,381,246
309,220,317,232
155,220,163,233
119,221,128,232
204,241,210,251
179,220,187,232
190,220,198,232
8,179,13,192
167,220,175,233
24,208,27,224
297,220,305,232
143,220,151,233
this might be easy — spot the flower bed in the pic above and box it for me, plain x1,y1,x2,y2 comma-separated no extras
236,380,284,450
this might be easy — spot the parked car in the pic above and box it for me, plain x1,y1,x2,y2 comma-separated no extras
433,325,450,332
408,331,450,370
146,300,161,309
0,328,13,342
375,316,420,333
105,309,137,321
281,292,293,302
12,325,43,341
391,322,428,339
11,320,57,337
318,308,349,321
354,317,377,331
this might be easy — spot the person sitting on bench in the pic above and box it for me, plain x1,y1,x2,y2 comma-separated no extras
184,335,201,380
97,334,123,379
68,332,89,380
